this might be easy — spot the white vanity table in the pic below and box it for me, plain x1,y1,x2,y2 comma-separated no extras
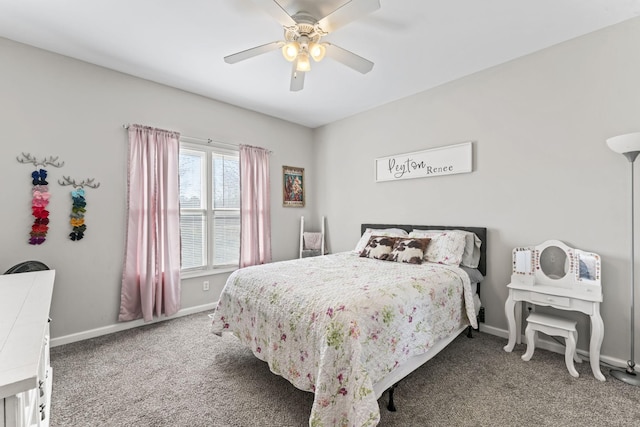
0,270,55,427
503,240,605,381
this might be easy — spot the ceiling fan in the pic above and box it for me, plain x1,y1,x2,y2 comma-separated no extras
224,0,380,91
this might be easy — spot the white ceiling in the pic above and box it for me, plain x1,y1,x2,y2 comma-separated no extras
1,0,639,128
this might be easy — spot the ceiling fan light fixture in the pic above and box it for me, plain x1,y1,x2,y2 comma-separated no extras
296,52,311,72
309,42,326,62
282,42,299,62
224,0,381,91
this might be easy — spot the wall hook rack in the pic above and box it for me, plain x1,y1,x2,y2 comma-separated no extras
16,152,65,168
58,176,101,189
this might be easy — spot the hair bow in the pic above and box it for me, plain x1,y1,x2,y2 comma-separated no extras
32,198,49,208
70,218,85,227
71,188,85,198
32,190,51,200
31,169,48,185
29,236,46,245
31,224,49,233
32,207,50,219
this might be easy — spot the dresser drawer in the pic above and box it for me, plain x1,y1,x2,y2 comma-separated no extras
529,292,571,308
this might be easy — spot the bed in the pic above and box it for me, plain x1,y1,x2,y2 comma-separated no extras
210,224,487,426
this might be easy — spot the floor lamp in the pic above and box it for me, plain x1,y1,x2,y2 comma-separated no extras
607,132,640,386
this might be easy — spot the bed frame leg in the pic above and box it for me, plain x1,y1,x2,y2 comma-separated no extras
387,383,398,412
467,325,473,338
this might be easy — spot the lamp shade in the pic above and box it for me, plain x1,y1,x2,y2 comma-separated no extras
309,42,326,62
282,42,299,62
607,132,640,155
296,52,311,72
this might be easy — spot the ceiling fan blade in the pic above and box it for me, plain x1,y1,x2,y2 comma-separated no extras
317,0,380,33
250,0,297,27
224,41,282,64
324,43,374,74
290,61,305,91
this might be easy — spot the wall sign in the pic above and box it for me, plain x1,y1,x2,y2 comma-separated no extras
374,142,472,182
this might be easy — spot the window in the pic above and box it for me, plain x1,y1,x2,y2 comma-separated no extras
179,143,240,272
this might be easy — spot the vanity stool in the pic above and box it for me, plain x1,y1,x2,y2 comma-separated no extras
521,312,582,378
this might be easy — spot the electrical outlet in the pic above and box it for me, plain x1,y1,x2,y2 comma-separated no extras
203,281,210,291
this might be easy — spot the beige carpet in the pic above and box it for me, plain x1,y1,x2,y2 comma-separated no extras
50,313,640,426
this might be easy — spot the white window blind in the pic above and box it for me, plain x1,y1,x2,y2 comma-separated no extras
179,144,239,271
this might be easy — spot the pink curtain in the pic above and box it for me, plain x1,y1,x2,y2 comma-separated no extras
239,145,272,268
119,124,181,322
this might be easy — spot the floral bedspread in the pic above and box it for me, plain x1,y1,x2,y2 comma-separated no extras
210,252,476,427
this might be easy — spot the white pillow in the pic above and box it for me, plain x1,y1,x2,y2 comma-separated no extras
408,230,467,266
354,228,409,253
416,229,482,268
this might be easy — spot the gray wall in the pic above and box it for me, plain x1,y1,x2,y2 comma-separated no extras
3,15,640,364
0,38,316,340
314,17,640,363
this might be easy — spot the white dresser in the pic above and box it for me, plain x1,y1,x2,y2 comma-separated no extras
0,270,55,427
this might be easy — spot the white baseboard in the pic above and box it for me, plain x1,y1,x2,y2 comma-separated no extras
478,323,508,338
50,303,217,348
479,324,638,373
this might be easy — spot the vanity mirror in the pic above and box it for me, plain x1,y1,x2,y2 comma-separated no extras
534,241,575,287
511,240,600,290
512,247,535,285
513,248,532,273
576,250,601,284
539,245,569,280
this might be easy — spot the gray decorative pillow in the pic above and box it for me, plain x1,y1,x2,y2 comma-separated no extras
359,235,398,260
386,238,431,264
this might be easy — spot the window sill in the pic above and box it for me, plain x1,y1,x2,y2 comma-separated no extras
181,267,237,279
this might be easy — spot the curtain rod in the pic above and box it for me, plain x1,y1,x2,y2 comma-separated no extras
122,123,239,148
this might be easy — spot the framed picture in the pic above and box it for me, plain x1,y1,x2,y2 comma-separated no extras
283,165,305,207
